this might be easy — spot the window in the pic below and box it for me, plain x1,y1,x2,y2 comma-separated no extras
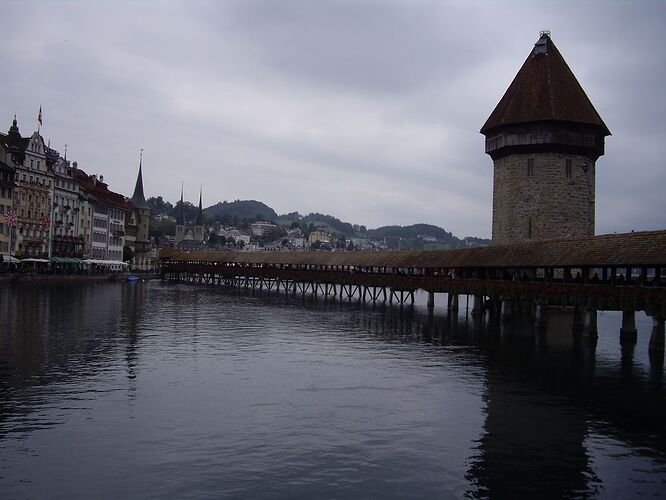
565,159,572,178
528,217,532,239
527,158,534,177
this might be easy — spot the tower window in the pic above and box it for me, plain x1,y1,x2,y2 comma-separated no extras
528,217,532,238
565,159,572,178
527,158,534,177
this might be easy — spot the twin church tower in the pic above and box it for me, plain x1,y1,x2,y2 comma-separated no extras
482,31,610,244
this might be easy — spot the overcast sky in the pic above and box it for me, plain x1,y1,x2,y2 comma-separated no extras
2,0,665,238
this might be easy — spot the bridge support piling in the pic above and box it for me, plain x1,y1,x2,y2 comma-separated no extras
649,317,665,352
500,299,513,322
427,292,435,309
534,302,547,330
620,310,638,344
573,306,585,336
471,295,485,317
448,293,459,312
584,309,598,340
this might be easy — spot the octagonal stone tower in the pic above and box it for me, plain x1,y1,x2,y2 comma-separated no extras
481,32,610,244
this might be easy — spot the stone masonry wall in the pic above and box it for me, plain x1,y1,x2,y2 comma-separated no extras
492,152,595,244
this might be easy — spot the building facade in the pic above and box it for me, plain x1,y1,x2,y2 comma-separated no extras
51,154,85,257
1,118,55,258
0,140,16,258
481,32,610,245
75,169,128,261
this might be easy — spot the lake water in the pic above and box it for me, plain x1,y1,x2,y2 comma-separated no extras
1,280,664,498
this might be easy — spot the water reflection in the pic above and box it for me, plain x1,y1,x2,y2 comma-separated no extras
0,282,664,497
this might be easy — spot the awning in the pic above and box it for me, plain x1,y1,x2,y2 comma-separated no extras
1,254,20,263
21,258,50,263
50,257,84,264
83,259,129,267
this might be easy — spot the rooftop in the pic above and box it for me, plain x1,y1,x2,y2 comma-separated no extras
481,32,610,136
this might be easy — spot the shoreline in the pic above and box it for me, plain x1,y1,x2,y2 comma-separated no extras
0,273,161,284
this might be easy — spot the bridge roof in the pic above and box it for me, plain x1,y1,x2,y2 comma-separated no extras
165,230,666,269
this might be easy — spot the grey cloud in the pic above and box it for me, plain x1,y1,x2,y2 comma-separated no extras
1,0,665,238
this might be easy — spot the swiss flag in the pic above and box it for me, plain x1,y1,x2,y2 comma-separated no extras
38,106,42,126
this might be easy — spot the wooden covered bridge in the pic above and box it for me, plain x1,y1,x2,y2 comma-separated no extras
160,230,666,351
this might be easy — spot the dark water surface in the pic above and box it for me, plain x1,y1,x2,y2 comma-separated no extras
0,280,664,498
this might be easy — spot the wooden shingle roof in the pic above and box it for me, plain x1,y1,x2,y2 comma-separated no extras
167,230,666,269
481,33,610,136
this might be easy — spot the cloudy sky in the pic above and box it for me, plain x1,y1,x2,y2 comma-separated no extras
2,0,664,238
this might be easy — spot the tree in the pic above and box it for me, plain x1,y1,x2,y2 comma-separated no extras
150,219,176,238
147,196,173,218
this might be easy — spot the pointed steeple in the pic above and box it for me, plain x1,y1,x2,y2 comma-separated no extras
196,185,203,225
131,150,149,209
177,183,184,226
481,32,610,136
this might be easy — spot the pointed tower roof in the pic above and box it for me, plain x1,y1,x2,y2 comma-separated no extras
177,184,184,225
131,152,149,210
7,115,21,140
196,186,203,225
481,32,610,136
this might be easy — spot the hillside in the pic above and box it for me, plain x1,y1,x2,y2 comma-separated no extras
204,200,278,221
149,195,489,247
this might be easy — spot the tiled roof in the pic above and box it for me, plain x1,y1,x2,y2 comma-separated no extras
481,33,610,135
166,230,666,268
74,167,129,211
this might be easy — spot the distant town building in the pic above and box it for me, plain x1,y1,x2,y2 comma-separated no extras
308,229,331,245
482,32,609,244
219,227,250,245
251,221,277,237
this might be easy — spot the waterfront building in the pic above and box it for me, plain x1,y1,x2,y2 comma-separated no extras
74,168,128,262
125,156,152,270
174,186,205,250
51,152,85,257
481,32,610,244
72,163,95,257
0,140,16,258
0,117,54,258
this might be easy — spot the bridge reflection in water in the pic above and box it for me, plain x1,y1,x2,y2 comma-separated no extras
162,230,666,356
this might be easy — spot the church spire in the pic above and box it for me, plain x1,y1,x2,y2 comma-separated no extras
131,149,149,209
177,183,184,226
196,185,203,225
